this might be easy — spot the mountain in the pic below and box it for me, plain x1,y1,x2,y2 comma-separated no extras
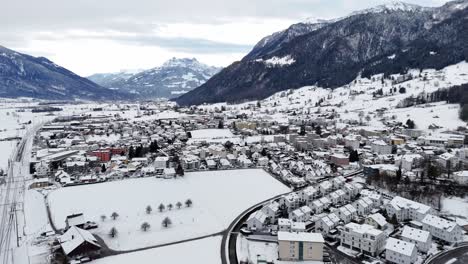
89,58,221,99
88,69,143,88
176,0,468,106
0,45,129,100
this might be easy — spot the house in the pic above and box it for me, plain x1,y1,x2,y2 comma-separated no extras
337,206,353,223
246,210,268,231
315,215,335,235
300,186,318,204
278,218,292,232
421,214,464,243
278,232,324,261
385,237,417,264
452,170,468,185
385,196,433,222
371,140,392,155
163,168,176,178
340,223,387,256
154,156,169,168
330,154,349,166
261,201,280,222
58,226,101,259
354,198,373,216
65,213,86,229
401,226,432,253
310,200,324,214
365,213,388,230
279,193,301,212
35,161,49,177
319,181,332,194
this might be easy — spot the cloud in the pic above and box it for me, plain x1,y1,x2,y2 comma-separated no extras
0,0,453,75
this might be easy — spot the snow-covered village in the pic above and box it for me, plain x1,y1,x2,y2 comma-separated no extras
1,1,468,264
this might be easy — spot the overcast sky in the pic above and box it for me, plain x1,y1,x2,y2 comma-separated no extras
1,0,449,76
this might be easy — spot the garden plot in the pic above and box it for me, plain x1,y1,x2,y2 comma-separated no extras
48,169,289,250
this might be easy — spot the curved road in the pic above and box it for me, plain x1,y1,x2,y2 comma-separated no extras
427,245,468,264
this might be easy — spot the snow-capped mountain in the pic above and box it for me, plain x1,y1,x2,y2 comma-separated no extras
91,58,221,99
88,69,144,88
0,45,129,100
176,0,468,106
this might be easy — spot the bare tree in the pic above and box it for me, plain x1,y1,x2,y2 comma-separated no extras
111,212,119,220
185,199,193,207
109,227,118,238
176,201,182,209
141,222,151,232
162,217,172,228
100,215,107,222
146,205,152,214
168,203,173,210
158,203,165,212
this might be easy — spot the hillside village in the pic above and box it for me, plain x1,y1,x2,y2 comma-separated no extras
22,64,468,264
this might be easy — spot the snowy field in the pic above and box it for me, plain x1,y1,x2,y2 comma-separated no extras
91,236,221,264
188,129,235,143
441,196,468,220
48,169,290,250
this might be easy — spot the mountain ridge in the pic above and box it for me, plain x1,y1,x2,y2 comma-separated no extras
176,0,468,106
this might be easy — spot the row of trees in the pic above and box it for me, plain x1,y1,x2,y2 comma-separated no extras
146,199,193,214
108,216,173,237
100,199,193,223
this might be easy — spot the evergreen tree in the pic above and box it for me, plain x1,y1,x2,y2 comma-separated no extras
128,146,135,160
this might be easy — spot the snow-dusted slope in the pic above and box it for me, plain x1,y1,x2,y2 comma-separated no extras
218,61,468,133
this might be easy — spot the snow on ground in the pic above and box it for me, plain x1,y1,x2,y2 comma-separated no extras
48,169,290,250
0,141,16,171
24,189,51,236
218,61,468,132
188,129,236,144
91,236,221,264
441,196,468,219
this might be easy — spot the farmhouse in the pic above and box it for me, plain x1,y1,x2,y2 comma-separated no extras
58,226,101,259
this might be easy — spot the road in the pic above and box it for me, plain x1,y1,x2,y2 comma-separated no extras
0,124,42,264
427,245,468,264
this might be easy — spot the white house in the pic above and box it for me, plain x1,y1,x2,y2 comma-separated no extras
319,181,332,194
261,201,280,222
340,223,387,256
154,156,169,168
385,237,417,264
371,140,392,155
401,226,432,253
247,210,268,231
280,193,301,212
365,213,388,230
278,218,292,232
453,171,468,185
385,196,433,222
421,214,464,243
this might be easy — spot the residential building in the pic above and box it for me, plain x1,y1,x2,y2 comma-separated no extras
340,223,387,256
278,232,324,261
421,214,464,243
401,226,432,253
385,237,417,264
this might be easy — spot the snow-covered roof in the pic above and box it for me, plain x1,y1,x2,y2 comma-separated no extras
422,214,458,232
368,213,387,227
59,226,100,255
385,237,415,257
278,231,324,243
401,226,430,243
